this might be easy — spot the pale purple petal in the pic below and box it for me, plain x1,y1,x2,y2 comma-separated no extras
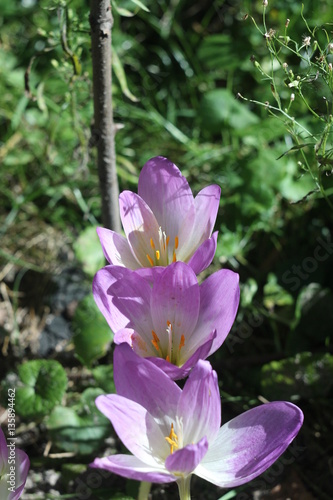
96,227,140,268
138,156,195,245
113,344,181,419
113,328,156,358
119,191,160,267
9,449,30,500
196,402,304,488
135,266,165,283
193,269,240,355
150,262,200,360
180,186,220,259
93,266,134,331
93,266,154,341
165,437,208,476
96,394,168,465
187,231,218,275
178,361,221,445
91,454,176,483
113,327,134,346
146,330,216,380
0,427,8,465
193,185,221,240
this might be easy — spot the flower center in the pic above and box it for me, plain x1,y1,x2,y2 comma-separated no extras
151,321,185,365
145,227,179,267
165,423,179,454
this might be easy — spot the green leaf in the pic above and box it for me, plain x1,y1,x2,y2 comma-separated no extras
46,388,110,455
72,294,113,367
130,0,149,12
112,47,138,102
16,360,67,419
200,89,259,133
261,352,333,400
73,225,105,277
263,273,294,309
92,365,116,394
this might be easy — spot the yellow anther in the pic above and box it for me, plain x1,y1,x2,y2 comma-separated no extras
167,320,172,328
166,236,170,247
151,330,160,352
166,354,170,362
175,236,179,249
150,238,155,249
156,250,160,260
146,254,154,266
179,334,185,351
165,423,179,454
173,251,177,263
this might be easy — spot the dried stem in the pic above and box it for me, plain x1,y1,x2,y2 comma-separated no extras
89,0,121,232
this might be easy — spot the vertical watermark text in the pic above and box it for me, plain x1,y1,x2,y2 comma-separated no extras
7,388,17,494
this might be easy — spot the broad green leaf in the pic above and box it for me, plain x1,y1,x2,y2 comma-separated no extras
92,365,116,394
73,225,105,277
16,360,67,419
72,294,113,367
200,89,259,132
46,388,110,455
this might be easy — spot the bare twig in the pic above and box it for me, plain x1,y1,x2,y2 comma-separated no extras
89,1,121,232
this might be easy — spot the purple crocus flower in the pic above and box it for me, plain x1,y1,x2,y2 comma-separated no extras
93,261,240,379
91,344,304,499
97,156,221,277
0,427,30,500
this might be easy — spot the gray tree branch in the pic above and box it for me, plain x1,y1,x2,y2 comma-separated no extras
89,0,121,233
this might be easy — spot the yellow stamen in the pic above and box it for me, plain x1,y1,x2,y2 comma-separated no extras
151,330,160,352
172,251,176,263
146,254,154,266
167,320,172,328
166,236,170,247
179,334,185,351
156,250,160,260
165,423,179,454
166,354,170,362
175,236,179,249
150,238,155,249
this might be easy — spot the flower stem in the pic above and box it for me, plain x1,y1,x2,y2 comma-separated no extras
177,476,192,500
138,481,152,500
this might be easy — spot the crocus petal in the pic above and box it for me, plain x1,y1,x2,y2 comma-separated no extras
135,266,165,283
187,231,218,276
178,360,221,445
196,401,304,488
113,344,181,419
119,191,161,268
94,266,154,341
96,394,168,466
96,227,140,268
138,156,195,244
150,262,200,358
165,437,209,476
193,185,221,240
114,327,156,357
0,427,8,465
9,449,30,500
93,266,134,331
180,186,220,260
91,454,176,483
147,329,216,380
193,269,240,355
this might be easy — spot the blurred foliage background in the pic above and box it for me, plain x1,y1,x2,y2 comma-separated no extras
0,0,333,498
